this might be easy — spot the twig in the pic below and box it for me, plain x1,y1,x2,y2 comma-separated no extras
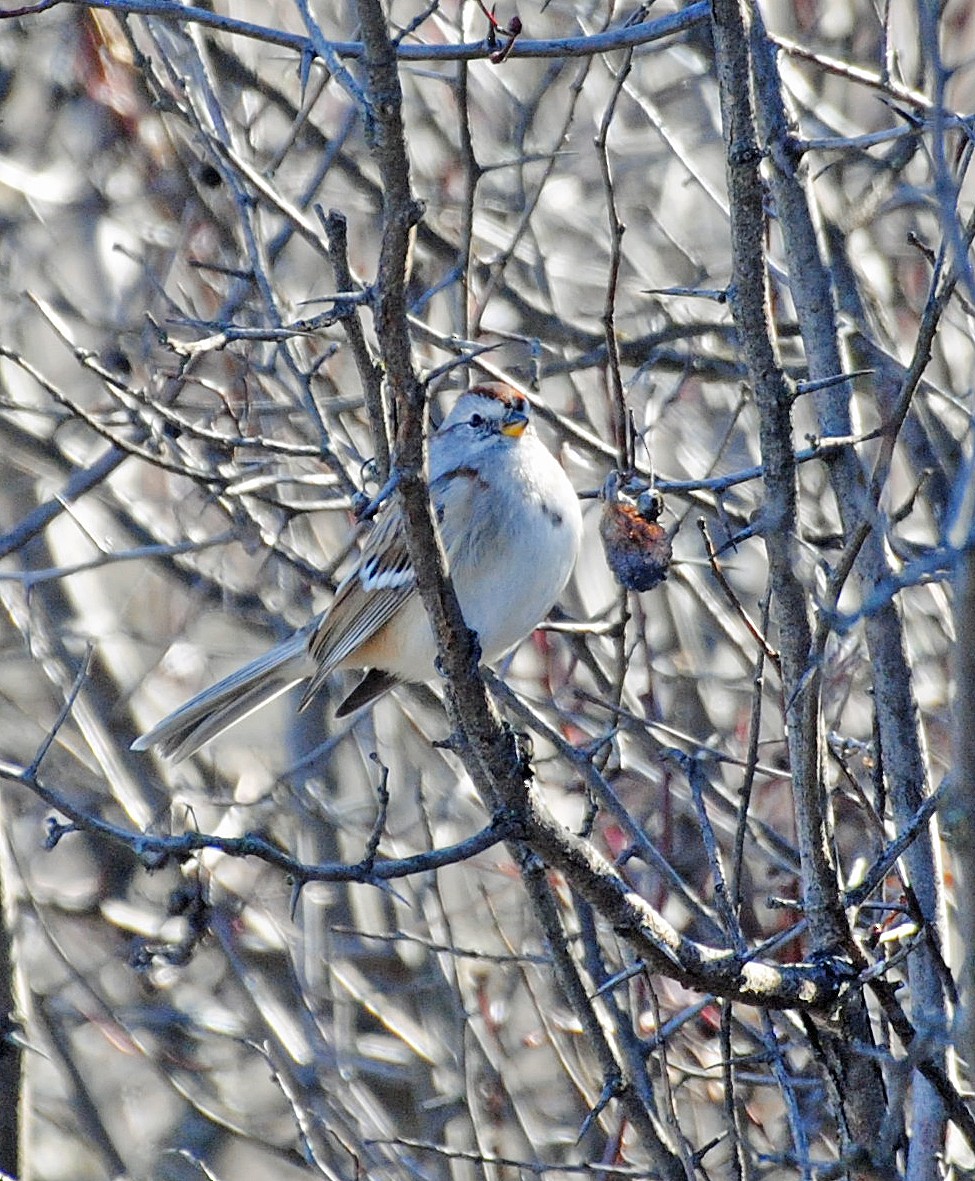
0,757,512,885
6,0,711,62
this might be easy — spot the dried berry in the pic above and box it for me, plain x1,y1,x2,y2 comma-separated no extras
599,472,672,592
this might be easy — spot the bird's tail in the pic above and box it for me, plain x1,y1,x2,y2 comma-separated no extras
131,630,315,763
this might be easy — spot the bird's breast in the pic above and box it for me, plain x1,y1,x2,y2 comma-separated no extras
446,457,581,661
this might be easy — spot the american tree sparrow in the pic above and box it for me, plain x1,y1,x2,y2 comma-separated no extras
132,384,583,761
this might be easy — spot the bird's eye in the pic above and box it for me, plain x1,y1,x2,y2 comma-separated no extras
469,413,484,428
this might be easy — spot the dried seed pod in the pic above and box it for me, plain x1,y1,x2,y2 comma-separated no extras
599,472,672,592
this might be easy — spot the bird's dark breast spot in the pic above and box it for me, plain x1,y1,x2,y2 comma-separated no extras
441,464,490,492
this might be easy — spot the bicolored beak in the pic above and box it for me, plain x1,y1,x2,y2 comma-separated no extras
501,409,529,437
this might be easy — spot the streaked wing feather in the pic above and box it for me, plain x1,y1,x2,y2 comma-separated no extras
303,506,416,702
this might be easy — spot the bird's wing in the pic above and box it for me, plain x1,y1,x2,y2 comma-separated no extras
302,465,488,707
302,504,417,701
